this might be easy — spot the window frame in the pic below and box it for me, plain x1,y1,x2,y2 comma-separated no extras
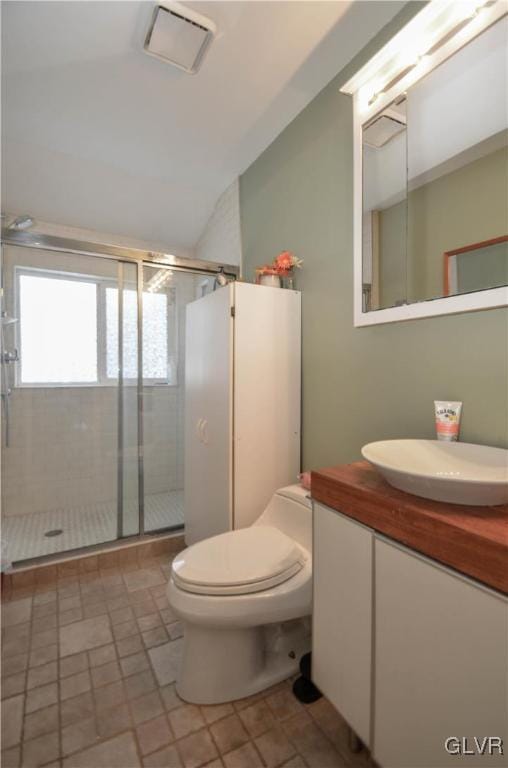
14,266,178,389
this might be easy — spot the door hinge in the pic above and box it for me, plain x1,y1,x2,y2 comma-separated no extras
230,306,235,317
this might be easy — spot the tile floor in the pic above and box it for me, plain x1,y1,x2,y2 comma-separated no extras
3,491,184,563
1,551,374,768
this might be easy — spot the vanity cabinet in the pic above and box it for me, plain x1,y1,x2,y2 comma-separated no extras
374,537,508,768
312,501,508,768
312,502,373,746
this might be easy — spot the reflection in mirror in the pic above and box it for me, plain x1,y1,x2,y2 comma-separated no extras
362,99,407,310
444,236,508,297
362,17,508,312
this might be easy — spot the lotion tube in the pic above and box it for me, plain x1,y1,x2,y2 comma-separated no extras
434,401,462,441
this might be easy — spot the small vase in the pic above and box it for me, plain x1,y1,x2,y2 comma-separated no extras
281,274,294,290
259,274,281,288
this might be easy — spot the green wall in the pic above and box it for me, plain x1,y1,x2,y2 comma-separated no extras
240,4,508,471
408,145,508,302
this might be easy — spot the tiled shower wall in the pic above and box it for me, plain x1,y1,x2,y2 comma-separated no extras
2,384,184,518
195,179,242,266
3,387,118,517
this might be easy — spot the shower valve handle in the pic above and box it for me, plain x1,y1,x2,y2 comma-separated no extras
2,349,18,363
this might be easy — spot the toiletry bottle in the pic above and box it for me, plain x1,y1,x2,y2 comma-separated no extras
434,401,462,441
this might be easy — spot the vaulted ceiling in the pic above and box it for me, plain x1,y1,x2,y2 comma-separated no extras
2,1,402,252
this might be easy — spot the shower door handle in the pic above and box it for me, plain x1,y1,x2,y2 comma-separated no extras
196,418,209,445
200,419,209,445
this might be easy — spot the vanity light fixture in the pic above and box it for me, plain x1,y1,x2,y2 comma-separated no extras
341,0,505,116
367,1,496,107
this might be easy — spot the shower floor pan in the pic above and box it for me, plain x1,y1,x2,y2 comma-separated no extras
2,489,184,563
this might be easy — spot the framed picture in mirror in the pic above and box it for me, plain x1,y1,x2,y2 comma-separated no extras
444,235,508,298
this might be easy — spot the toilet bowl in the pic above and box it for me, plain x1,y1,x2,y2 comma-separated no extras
167,485,312,704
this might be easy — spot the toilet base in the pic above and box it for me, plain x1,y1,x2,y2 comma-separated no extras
176,618,311,705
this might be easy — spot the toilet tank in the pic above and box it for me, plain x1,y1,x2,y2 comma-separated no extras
254,485,312,552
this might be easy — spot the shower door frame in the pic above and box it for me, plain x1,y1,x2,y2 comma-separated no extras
1,228,238,559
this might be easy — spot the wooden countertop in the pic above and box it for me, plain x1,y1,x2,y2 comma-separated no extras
311,461,508,595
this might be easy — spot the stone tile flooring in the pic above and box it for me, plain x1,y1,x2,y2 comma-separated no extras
1,553,375,768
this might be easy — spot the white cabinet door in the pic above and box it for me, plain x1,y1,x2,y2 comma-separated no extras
184,285,233,544
233,283,301,529
312,503,373,746
374,537,508,768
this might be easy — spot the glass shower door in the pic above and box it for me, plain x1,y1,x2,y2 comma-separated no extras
106,260,140,539
0,245,140,563
142,265,214,533
1,242,224,562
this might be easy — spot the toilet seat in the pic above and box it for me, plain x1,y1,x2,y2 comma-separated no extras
172,526,305,596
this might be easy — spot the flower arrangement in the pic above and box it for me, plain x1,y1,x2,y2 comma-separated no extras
255,251,303,284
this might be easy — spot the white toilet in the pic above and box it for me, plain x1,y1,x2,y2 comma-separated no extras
167,485,312,704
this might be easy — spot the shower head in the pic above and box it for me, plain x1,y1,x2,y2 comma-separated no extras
8,215,34,230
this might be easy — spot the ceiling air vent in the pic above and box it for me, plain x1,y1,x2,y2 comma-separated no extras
363,114,406,149
144,2,216,74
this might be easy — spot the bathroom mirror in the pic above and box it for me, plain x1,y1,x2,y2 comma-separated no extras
362,99,407,311
344,4,508,325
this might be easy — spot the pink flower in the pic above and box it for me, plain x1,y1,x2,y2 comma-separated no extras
275,251,295,271
255,251,303,282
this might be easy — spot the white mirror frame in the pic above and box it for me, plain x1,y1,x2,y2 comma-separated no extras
342,0,508,327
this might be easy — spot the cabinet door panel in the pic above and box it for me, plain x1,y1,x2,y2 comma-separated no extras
234,283,301,529
374,538,508,768
312,503,373,745
184,286,232,544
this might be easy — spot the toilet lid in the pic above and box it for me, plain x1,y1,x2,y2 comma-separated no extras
172,526,305,596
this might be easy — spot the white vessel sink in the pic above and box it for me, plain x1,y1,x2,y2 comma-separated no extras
361,440,508,506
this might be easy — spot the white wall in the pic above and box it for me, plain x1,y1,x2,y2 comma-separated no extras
195,179,242,267
2,141,196,260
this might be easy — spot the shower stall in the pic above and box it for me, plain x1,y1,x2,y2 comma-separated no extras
0,228,238,565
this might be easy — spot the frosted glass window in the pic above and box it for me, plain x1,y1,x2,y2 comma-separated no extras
106,288,172,381
19,274,97,384
105,288,137,379
143,292,169,380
